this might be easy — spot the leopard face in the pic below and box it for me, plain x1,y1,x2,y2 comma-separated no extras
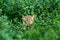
23,15,34,25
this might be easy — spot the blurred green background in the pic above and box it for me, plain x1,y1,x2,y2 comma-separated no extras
0,0,60,40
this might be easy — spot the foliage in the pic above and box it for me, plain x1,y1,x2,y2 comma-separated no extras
0,0,60,40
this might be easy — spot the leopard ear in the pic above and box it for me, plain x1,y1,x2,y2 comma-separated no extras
22,15,24,18
22,16,25,20
32,15,34,18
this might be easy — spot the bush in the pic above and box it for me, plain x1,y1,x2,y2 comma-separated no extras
0,0,60,40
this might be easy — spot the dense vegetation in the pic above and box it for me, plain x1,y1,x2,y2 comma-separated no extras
0,0,60,40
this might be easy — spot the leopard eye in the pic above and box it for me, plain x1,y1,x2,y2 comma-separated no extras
31,19,33,21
